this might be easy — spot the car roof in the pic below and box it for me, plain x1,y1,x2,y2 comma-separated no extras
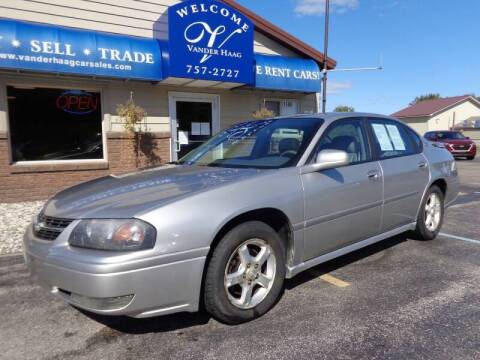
268,112,402,127
429,130,459,133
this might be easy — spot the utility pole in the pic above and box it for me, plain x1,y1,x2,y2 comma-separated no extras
319,0,383,113
321,0,330,114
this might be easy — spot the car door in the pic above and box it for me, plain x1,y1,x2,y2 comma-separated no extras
302,118,383,260
366,118,430,232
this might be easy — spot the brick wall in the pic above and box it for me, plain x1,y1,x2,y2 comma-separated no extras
0,131,171,203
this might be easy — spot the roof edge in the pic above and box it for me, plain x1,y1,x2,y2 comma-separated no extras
221,0,337,69
393,96,479,118
429,96,479,117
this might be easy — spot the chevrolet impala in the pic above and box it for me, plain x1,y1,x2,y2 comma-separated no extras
24,113,459,324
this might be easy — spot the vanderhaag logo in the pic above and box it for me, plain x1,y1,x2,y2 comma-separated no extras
174,2,251,63
168,0,254,83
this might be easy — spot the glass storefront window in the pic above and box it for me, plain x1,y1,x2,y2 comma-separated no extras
7,86,104,162
264,100,298,117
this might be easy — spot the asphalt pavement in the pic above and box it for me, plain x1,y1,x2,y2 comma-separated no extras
1,158,479,360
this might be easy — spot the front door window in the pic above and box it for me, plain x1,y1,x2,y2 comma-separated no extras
310,118,370,164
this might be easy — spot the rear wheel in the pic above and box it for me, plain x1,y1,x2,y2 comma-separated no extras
412,185,444,240
204,221,286,324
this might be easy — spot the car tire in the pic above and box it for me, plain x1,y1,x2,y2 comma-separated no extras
204,221,286,324
467,156,475,160
412,185,444,241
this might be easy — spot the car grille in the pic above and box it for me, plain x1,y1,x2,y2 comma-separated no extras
452,144,469,150
33,213,73,241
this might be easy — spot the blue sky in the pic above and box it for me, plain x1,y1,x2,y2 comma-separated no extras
237,0,479,114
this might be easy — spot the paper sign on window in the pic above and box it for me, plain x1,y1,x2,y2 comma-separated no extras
191,122,201,136
178,131,189,145
372,124,393,151
385,125,406,151
200,123,211,136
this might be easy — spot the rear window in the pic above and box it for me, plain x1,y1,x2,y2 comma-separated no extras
403,125,423,152
436,132,466,140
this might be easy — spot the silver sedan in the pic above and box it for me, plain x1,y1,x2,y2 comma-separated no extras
24,113,459,324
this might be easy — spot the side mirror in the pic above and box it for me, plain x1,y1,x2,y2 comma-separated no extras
300,149,350,174
465,136,471,140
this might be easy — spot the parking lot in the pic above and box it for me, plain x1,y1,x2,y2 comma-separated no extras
1,158,479,360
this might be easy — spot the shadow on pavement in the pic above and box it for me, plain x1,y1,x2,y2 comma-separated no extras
77,308,211,334
285,233,408,290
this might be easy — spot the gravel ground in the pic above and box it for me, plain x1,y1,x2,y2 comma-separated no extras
0,201,45,255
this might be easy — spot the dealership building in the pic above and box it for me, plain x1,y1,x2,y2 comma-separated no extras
0,0,335,202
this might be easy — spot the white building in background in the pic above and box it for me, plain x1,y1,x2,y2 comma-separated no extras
392,95,480,135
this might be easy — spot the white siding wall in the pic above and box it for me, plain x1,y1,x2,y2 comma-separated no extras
0,0,297,56
254,32,298,57
400,117,429,135
427,100,480,131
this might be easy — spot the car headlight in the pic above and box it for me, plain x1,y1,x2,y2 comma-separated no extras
69,219,156,251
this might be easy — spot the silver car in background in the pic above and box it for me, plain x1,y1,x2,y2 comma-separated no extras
24,113,459,324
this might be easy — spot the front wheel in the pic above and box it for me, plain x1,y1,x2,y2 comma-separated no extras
204,221,286,324
412,185,444,240
467,156,475,160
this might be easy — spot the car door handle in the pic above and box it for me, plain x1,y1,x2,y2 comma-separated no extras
418,161,428,168
367,170,380,180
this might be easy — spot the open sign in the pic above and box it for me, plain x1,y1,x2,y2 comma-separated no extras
56,91,99,115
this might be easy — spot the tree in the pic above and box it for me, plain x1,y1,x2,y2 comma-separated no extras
334,105,355,112
410,93,440,106
252,107,275,119
117,92,161,167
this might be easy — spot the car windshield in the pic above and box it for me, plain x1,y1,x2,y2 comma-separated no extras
178,118,323,169
436,132,466,140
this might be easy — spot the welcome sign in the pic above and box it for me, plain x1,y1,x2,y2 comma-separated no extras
168,0,254,84
0,19,163,81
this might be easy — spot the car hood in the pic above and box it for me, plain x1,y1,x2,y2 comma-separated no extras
43,165,265,219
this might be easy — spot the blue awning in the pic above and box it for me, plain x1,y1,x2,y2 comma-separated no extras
0,19,163,81
255,54,322,93
0,18,323,93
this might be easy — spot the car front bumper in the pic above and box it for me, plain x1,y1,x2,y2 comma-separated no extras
447,145,476,157
23,224,208,318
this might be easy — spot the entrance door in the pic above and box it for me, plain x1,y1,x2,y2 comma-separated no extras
176,101,212,158
168,92,220,161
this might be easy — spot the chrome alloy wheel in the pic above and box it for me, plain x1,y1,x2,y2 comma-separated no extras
424,192,442,232
224,239,276,309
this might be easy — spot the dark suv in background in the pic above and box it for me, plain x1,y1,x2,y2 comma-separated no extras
424,131,476,160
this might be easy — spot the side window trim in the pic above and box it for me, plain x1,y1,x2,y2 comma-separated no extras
401,123,423,153
308,117,374,165
363,117,381,161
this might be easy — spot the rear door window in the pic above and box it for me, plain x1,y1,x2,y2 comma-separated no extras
368,119,417,159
